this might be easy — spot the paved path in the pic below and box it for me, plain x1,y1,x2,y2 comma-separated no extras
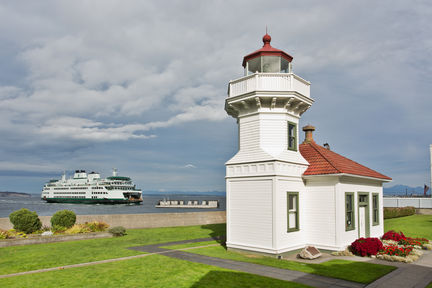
130,238,432,288
365,250,432,288
129,238,364,288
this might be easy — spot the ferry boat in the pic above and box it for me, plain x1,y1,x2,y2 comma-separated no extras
41,169,142,204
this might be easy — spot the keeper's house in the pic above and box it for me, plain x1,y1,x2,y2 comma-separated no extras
225,33,391,255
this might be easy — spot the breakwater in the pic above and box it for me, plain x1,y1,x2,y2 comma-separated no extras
0,211,226,230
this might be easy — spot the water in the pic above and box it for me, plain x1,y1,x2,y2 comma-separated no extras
0,194,226,218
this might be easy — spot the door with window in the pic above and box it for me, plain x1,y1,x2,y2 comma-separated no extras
358,193,370,238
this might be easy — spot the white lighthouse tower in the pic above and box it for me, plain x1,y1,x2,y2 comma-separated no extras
225,34,313,254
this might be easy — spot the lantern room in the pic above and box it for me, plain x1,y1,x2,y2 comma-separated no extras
242,33,294,75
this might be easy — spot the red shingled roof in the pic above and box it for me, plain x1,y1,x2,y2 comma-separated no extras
299,141,391,180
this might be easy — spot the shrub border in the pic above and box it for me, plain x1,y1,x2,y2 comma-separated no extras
0,232,111,248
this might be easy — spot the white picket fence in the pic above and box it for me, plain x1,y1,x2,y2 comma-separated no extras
383,197,432,208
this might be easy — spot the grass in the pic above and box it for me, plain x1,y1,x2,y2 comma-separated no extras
384,214,432,239
427,282,432,288
0,254,312,288
186,245,396,284
4,215,428,286
0,224,225,275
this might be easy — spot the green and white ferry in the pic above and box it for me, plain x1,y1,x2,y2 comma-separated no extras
41,169,142,204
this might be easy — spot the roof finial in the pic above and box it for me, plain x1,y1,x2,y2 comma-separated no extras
262,27,271,47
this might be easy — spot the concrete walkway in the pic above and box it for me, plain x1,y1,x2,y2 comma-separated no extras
129,238,432,288
129,238,364,288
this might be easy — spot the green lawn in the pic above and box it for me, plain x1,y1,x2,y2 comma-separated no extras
384,214,432,239
0,254,311,288
0,224,225,275
4,215,427,287
184,245,395,284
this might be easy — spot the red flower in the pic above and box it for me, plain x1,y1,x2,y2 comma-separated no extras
351,237,383,257
382,230,405,241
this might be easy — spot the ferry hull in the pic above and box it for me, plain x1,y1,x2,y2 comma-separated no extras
42,198,142,205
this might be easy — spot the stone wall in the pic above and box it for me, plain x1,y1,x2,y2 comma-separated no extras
0,211,226,230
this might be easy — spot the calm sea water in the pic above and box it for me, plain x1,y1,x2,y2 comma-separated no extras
0,194,226,218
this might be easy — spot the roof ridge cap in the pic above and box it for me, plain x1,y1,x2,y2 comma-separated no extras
309,142,341,173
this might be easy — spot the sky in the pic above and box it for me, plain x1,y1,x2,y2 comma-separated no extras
0,1,431,193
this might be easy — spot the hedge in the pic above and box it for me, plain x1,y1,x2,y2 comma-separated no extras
384,206,415,219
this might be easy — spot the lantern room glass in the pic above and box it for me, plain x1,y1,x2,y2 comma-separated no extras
245,56,291,75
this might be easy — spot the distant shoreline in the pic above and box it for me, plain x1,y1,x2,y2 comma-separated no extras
0,191,32,197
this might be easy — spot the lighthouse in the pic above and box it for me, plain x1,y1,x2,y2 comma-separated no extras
225,34,391,255
225,34,313,254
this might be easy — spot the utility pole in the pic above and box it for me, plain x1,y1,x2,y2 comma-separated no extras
430,145,432,198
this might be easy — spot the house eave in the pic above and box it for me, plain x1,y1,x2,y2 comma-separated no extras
302,173,392,183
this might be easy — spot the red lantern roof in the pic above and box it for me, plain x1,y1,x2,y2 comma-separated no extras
242,34,293,68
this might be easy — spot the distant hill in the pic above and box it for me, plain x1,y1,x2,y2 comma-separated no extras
383,185,429,196
0,191,32,197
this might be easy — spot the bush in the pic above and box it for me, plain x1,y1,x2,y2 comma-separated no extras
51,210,76,229
0,229,12,239
9,208,42,234
384,207,415,219
108,226,127,237
65,224,91,234
382,230,405,241
351,237,383,257
86,221,109,232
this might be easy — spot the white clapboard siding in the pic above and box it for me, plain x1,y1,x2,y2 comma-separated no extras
303,183,336,248
228,179,273,248
274,178,307,251
336,182,383,248
260,118,286,156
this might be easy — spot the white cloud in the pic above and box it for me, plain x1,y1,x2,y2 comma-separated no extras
184,164,196,169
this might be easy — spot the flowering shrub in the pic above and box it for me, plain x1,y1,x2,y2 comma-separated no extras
380,245,413,257
382,230,405,242
399,238,422,247
62,221,109,234
0,229,11,239
65,224,91,234
351,237,383,256
411,238,430,245
85,221,109,232
0,229,27,239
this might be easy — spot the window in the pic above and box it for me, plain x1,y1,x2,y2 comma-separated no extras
287,192,299,232
288,122,297,151
372,193,379,225
345,192,355,231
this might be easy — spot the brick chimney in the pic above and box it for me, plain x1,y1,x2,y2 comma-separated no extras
302,125,315,144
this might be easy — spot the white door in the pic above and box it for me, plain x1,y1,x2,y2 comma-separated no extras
359,207,366,237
